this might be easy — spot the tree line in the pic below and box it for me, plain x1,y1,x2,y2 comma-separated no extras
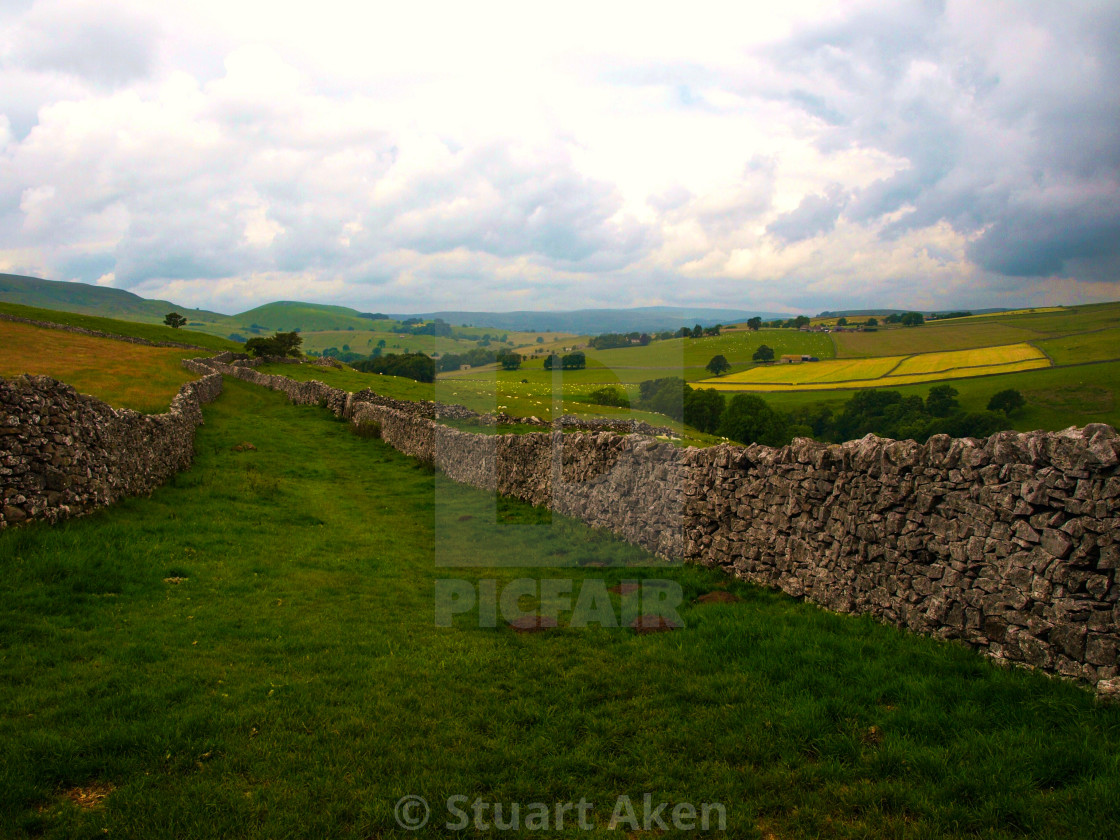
603,378,1028,447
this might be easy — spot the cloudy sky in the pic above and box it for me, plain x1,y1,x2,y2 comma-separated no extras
1,0,1118,315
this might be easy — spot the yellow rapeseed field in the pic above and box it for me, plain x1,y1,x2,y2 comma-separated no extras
695,343,1051,392
887,343,1045,376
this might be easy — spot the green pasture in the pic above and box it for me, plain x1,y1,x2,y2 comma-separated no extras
760,360,1120,433
1035,326,1120,366
0,301,240,353
586,329,835,370
2,379,1120,838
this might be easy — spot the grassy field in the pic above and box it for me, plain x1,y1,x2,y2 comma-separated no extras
585,330,835,370
0,301,241,353
761,360,1120,433
259,363,721,445
2,379,1120,839
1035,326,1120,365
831,323,1041,357
831,302,1120,359
0,321,204,414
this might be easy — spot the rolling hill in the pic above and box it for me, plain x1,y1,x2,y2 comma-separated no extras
0,274,783,337
0,273,235,332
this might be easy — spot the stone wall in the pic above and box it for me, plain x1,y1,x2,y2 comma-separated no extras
0,371,223,527
189,355,1120,692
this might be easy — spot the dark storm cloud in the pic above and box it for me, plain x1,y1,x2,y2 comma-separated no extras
767,185,847,243
770,0,1120,283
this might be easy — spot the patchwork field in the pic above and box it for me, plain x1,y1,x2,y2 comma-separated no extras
3,380,1120,838
888,343,1046,376
0,320,204,414
831,302,1120,358
696,343,1050,391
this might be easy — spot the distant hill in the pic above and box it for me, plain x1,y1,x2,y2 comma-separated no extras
413,307,788,335
817,308,1011,318
0,277,791,336
0,273,235,332
235,301,393,333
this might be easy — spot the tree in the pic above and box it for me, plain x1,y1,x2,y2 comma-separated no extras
497,351,521,371
747,317,762,331
684,387,725,434
718,394,786,446
752,344,775,362
691,323,703,339
563,351,586,370
926,385,960,417
353,353,435,383
164,312,187,329
900,312,925,327
587,386,629,408
988,389,1026,415
638,377,686,421
866,317,879,327
244,331,303,358
706,355,730,376
836,317,848,326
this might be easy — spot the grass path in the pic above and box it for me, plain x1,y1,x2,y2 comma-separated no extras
2,379,1120,838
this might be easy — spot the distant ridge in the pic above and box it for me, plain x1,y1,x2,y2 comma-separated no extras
412,307,789,335
0,273,229,323
817,308,1011,318
0,276,790,336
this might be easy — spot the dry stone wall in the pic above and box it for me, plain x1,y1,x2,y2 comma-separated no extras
191,355,1120,693
8,351,1114,693
0,372,223,528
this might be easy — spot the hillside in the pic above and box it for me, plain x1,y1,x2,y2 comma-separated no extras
0,301,241,353
0,273,235,333
0,274,785,338
235,301,390,333
0,318,209,413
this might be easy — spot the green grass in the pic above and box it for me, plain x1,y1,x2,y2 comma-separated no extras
1034,326,1120,365
763,360,1120,433
2,378,1120,838
586,329,836,370
257,362,437,401
0,301,241,353
832,301,1120,359
259,363,720,445
0,320,211,414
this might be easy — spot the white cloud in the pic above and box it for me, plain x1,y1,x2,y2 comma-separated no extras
0,0,1116,313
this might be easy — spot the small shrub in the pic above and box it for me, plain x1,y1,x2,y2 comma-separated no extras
415,455,436,474
352,420,382,439
587,386,630,408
